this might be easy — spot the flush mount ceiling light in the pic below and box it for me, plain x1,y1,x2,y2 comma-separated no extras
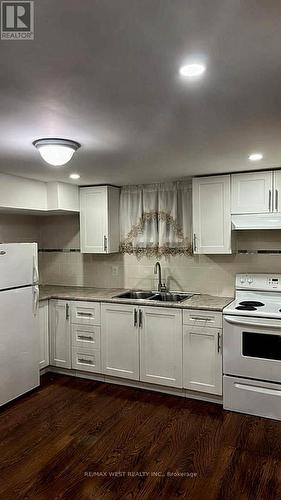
179,62,206,78
248,152,263,161
33,138,81,166
69,173,80,180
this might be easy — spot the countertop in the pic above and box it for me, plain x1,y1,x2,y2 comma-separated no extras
39,285,233,312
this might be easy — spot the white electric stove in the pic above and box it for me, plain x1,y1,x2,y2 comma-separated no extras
223,273,281,421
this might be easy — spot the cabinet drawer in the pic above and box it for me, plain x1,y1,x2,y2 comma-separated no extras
72,347,101,373
71,301,101,325
223,375,281,421
72,324,101,350
183,309,222,328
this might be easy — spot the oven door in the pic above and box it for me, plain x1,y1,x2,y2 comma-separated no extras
223,315,281,383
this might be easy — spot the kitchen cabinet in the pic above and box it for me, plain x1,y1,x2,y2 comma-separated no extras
49,300,71,369
101,303,182,388
183,310,222,395
231,171,272,214
140,307,182,388
101,303,139,380
39,300,49,369
192,175,231,254
80,186,120,253
71,301,102,374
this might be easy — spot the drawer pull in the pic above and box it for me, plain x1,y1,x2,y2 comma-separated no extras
77,335,93,341
234,383,281,397
77,312,93,317
190,316,213,321
78,358,94,365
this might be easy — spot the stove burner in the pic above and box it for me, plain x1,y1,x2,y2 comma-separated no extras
236,305,257,311
239,301,264,307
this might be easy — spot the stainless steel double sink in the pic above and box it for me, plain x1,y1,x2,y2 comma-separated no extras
113,290,194,303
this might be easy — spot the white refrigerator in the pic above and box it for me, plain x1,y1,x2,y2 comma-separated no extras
0,243,40,406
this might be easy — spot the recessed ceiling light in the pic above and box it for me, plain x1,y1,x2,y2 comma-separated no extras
33,138,81,166
69,173,80,180
248,152,263,161
179,63,206,78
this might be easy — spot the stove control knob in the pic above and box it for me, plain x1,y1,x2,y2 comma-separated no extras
240,277,246,284
247,277,253,284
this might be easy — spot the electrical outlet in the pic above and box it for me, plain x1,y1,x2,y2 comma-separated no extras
111,265,119,277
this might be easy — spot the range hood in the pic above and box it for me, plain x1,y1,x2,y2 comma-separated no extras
232,213,281,230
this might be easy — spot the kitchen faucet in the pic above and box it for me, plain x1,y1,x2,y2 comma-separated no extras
154,261,167,292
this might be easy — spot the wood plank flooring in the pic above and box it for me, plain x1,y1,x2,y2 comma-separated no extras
1,373,281,499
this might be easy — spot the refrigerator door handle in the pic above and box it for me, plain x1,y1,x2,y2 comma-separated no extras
33,285,39,316
33,255,39,285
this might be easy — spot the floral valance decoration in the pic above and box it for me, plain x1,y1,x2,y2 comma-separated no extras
120,181,192,258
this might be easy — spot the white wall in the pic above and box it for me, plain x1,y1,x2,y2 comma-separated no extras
0,214,40,243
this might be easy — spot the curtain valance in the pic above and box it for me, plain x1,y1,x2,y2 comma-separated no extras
120,181,192,258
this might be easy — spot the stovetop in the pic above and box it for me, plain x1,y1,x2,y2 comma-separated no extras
223,274,281,319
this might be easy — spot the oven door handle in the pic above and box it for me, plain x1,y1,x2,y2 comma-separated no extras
224,315,281,330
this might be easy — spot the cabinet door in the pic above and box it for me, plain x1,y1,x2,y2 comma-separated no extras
80,186,107,253
273,171,281,212
192,175,231,254
140,307,182,388
101,303,139,380
39,300,49,369
49,300,71,369
80,186,120,254
231,171,273,214
183,326,222,395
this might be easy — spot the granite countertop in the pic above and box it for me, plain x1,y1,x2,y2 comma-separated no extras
39,285,233,312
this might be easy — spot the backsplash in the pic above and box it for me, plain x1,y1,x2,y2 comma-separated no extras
38,215,281,297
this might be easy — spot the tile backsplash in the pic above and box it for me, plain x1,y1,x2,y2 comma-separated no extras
3,213,281,297
38,215,281,297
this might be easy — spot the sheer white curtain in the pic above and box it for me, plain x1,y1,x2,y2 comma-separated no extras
120,181,192,257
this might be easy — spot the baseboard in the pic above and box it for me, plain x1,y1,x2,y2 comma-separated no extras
42,366,222,405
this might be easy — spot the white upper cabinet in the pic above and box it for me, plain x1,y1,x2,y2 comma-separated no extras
231,171,272,214
140,307,182,388
192,175,231,254
80,186,120,253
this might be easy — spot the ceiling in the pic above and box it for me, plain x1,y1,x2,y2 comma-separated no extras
1,0,281,186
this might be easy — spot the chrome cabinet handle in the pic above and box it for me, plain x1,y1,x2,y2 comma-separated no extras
104,235,108,252
269,190,272,211
190,316,212,321
276,189,279,211
66,303,70,320
217,332,222,353
134,308,138,327
139,309,143,328
193,234,197,252
77,312,93,317
78,358,94,364
77,335,93,341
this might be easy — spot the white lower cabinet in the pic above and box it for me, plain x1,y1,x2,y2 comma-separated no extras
49,300,71,369
183,324,222,395
39,300,49,369
45,297,223,399
101,303,139,380
140,307,182,388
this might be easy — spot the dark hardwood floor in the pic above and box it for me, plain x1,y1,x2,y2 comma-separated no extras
1,374,281,500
